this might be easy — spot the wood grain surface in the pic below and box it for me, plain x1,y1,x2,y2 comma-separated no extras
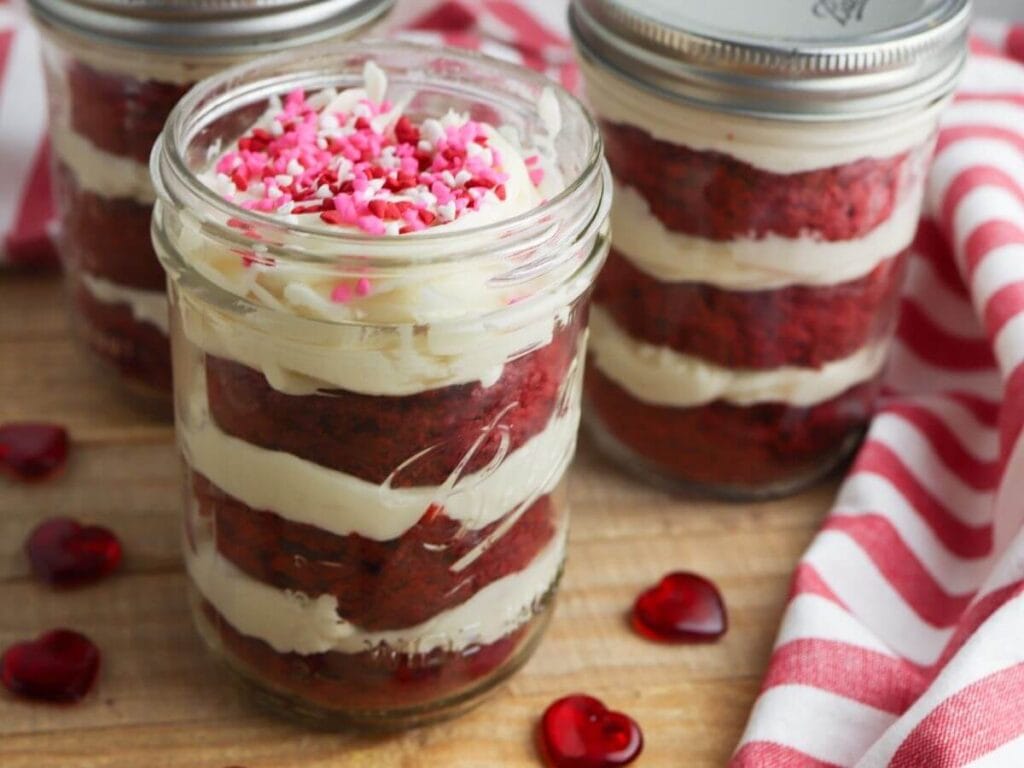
0,272,835,767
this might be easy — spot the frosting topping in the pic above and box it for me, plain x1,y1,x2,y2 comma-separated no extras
210,61,544,236
184,61,572,325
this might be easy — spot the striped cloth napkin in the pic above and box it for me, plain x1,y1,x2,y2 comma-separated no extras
6,0,1024,763
0,0,54,268
732,24,1024,767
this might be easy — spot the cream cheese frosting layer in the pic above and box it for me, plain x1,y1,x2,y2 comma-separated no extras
80,273,170,334
180,363,581,541
52,121,156,204
611,181,923,289
580,58,944,176
588,307,888,408
177,285,577,396
169,61,576,328
187,522,566,656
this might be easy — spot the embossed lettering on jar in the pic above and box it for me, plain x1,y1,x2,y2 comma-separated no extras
27,0,394,404
570,0,970,497
151,43,610,727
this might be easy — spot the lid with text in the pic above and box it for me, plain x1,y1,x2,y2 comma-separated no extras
570,0,971,119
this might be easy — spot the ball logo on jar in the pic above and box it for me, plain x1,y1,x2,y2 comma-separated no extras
813,0,870,26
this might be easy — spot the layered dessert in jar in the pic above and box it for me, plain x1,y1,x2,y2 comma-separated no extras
570,0,969,497
151,45,609,725
28,0,393,403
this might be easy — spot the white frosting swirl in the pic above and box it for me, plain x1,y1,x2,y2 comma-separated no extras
610,180,924,289
580,57,945,175
589,307,888,408
188,521,565,656
51,122,155,204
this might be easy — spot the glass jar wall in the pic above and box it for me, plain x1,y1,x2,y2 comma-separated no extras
29,0,393,405
571,0,970,498
151,43,610,726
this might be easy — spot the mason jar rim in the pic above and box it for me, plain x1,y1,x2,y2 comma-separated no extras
151,40,609,272
27,0,394,57
569,0,970,121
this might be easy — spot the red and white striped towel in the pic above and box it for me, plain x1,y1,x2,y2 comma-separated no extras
5,1,1024,763
733,24,1024,768
0,0,54,268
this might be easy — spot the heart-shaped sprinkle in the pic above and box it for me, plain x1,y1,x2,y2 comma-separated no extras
539,694,643,768
632,571,727,643
26,518,123,587
1,629,100,703
0,422,69,481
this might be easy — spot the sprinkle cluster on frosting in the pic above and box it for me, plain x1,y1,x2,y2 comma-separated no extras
212,62,537,238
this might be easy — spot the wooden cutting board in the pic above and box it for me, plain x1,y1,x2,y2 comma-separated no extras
0,272,834,767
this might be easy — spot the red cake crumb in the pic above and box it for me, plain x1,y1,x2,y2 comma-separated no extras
53,161,164,290
601,120,916,242
201,599,536,712
193,472,559,631
595,248,908,370
71,276,172,392
585,365,878,490
205,312,583,487
66,61,191,164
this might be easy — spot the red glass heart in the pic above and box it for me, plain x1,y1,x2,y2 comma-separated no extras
1,629,100,703
26,517,123,587
0,422,69,481
632,571,727,643
539,694,643,768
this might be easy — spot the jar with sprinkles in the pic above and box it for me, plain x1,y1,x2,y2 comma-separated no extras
571,0,970,498
27,0,392,406
151,43,610,726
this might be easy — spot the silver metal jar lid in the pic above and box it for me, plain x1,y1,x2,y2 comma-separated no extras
27,0,394,56
569,0,971,120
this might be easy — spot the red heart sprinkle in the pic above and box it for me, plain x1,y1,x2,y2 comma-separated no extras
26,518,123,587
0,422,69,482
1,629,100,703
632,571,727,643
539,694,643,768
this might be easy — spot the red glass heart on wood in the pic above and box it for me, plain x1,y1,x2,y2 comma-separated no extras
0,422,69,481
632,571,727,643
539,694,643,768
1,629,100,703
26,517,123,587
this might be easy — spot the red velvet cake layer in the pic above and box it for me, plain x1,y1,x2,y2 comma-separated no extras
585,365,877,490
201,599,535,712
71,277,172,391
193,472,558,631
53,161,164,290
595,247,908,370
66,61,191,165
204,315,583,487
601,120,913,243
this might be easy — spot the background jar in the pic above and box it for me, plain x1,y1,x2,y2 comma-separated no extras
571,0,970,498
27,0,393,407
151,42,610,727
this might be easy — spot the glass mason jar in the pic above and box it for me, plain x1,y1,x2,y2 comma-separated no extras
571,0,970,498
151,42,610,726
27,0,393,406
